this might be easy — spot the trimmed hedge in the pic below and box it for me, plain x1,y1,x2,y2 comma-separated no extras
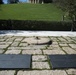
0,20,76,31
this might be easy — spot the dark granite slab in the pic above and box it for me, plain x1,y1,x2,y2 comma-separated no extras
0,54,31,70
49,54,76,69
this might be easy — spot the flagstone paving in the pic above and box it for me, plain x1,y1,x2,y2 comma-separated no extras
0,35,76,75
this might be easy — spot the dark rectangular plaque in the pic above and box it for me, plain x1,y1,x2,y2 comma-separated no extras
0,54,31,70
49,54,76,69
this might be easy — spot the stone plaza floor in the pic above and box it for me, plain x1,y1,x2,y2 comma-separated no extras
0,34,76,75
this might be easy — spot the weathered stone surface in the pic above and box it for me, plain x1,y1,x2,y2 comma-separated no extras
0,39,5,42
8,47,22,50
4,35,13,38
22,50,42,55
5,38,15,42
0,70,15,75
25,45,46,50
62,47,76,54
14,38,23,42
59,44,68,47
43,50,65,54
32,62,50,69
17,70,67,75
0,36,5,39
5,50,21,54
22,38,37,44
0,50,4,53
0,42,6,45
63,36,71,40
32,55,47,61
0,45,9,49
69,44,76,49
51,37,58,41
52,42,58,45
66,69,76,75
66,39,75,43
19,43,28,47
22,37,50,45
72,37,76,40
6,42,12,45
11,42,19,46
57,37,67,42
17,71,23,75
49,45,61,50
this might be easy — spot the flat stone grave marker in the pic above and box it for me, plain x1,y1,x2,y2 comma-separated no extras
0,54,31,70
49,54,76,69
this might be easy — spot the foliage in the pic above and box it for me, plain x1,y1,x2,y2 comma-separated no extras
7,0,19,4
0,20,74,31
0,0,3,4
56,0,76,21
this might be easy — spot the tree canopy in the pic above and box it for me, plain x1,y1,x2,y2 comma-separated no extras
56,0,76,21
0,0,4,4
7,0,19,4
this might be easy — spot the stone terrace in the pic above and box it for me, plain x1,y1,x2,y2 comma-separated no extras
0,35,76,75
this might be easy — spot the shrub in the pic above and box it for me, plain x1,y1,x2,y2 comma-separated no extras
0,19,75,31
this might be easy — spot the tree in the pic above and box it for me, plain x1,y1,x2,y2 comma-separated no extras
57,0,76,20
0,0,3,10
56,0,76,31
0,0,3,4
8,0,19,4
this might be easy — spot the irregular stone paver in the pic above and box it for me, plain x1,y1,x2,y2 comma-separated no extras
19,45,46,50
57,37,67,42
63,36,71,40
69,44,76,49
43,50,65,54
5,50,21,54
48,45,61,50
6,42,12,45
0,45,9,49
62,47,76,54
0,49,4,53
8,47,23,50
32,55,47,61
5,38,15,42
0,70,15,75
66,69,76,75
0,39,5,42
19,43,28,47
32,62,50,69
52,41,58,45
11,42,19,47
17,70,67,75
22,50,42,55
14,38,23,42
59,43,68,47
22,37,37,44
0,36,4,39
0,42,7,45
50,37,58,41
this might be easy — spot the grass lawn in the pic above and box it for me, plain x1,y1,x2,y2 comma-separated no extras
0,3,64,21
